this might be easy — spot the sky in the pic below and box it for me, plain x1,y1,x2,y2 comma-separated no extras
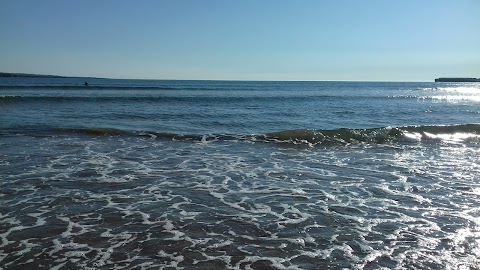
0,0,479,81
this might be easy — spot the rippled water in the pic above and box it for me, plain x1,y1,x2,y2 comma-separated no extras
1,79,480,269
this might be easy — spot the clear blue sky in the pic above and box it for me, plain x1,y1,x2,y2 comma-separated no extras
1,0,479,81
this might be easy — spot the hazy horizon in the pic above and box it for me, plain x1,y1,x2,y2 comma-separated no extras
0,71,452,82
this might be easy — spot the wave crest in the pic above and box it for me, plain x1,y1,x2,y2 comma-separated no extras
267,124,480,145
12,124,472,146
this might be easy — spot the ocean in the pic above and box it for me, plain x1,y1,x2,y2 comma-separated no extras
1,78,479,269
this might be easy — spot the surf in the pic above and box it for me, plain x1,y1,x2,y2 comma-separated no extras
2,124,478,146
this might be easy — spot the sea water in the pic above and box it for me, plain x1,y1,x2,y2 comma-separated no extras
1,78,479,269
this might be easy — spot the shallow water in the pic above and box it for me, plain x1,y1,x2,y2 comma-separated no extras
1,79,480,269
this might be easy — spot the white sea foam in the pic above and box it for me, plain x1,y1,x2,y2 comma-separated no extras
1,133,479,269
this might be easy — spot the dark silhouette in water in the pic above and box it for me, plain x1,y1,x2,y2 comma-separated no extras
435,77,480,82
84,81,89,87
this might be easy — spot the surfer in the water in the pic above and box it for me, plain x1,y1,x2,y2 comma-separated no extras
84,81,89,87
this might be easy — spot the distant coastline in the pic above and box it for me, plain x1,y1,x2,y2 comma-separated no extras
2,72,479,82
0,72,67,78
435,77,480,82
0,72,100,79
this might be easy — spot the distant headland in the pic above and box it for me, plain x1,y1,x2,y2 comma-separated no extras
435,77,480,82
0,72,100,79
0,72,66,78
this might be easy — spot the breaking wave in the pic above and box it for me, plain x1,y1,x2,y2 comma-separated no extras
3,124,479,145
266,124,480,144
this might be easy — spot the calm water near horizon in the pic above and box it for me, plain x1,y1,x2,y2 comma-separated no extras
1,78,480,269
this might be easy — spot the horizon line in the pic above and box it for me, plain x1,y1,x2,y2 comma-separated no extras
0,71,458,83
